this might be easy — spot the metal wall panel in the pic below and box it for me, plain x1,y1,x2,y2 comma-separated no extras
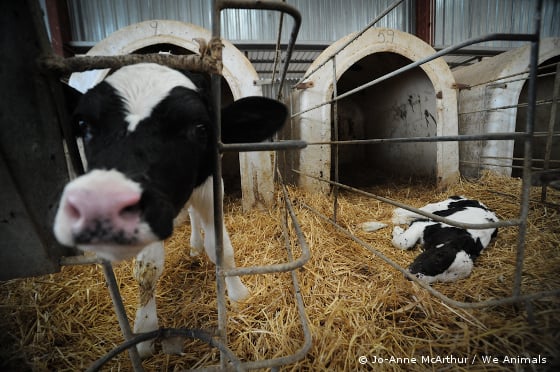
1,0,76,280
434,0,560,49
67,0,558,49
222,0,411,44
67,0,411,45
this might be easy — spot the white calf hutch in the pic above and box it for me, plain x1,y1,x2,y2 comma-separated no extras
69,20,276,211
292,27,459,192
454,37,560,178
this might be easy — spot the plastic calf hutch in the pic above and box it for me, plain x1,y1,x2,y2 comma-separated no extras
292,27,459,192
454,38,560,178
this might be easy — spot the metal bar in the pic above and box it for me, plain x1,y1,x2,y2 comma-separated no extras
223,170,310,277
308,131,558,146
295,0,404,86
209,2,228,370
455,130,560,138
447,56,481,69
212,2,307,370
459,98,558,115
304,202,560,310
293,170,521,230
434,46,509,56
269,0,285,98
541,62,560,201
88,328,234,372
219,0,301,99
87,328,241,372
307,132,528,146
236,174,312,370
219,140,307,152
291,32,537,119
463,162,560,176
233,41,327,51
100,261,144,372
476,71,558,88
332,56,340,223
464,61,559,90
459,160,537,170
482,155,560,164
513,0,543,300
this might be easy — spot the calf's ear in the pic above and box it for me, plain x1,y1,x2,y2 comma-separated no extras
62,81,84,114
221,97,287,143
60,81,85,138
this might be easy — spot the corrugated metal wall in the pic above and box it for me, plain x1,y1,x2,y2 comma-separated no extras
221,0,412,44
64,0,559,94
67,0,559,48
434,0,560,49
67,0,412,45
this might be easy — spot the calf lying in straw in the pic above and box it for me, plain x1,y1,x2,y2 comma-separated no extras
392,196,499,284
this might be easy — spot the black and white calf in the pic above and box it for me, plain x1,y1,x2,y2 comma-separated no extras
53,63,287,357
391,196,499,284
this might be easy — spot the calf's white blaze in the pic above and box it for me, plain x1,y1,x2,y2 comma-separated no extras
105,63,198,132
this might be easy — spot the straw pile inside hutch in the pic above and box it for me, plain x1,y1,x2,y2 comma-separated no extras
1,172,559,371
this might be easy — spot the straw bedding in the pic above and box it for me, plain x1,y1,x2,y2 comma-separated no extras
1,172,559,371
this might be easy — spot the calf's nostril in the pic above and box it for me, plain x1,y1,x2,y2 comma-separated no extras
67,203,80,220
119,202,141,219
65,196,83,221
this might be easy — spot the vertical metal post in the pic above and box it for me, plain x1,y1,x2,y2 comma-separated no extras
332,57,339,223
101,261,144,372
210,1,228,369
541,62,560,201
513,0,542,299
271,0,285,100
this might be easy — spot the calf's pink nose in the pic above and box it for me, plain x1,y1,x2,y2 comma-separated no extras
64,188,142,231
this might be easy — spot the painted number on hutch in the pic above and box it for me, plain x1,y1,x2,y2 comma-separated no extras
378,30,395,43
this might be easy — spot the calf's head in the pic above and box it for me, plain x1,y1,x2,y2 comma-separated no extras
54,63,287,261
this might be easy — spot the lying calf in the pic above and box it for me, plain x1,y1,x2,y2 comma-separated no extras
391,196,498,284
53,63,287,356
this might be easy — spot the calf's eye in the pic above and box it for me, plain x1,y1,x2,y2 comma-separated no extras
78,120,94,142
195,123,208,141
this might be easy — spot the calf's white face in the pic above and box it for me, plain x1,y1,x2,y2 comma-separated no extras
53,63,287,261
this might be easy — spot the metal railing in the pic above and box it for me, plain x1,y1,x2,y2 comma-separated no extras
51,1,312,371
289,0,559,316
